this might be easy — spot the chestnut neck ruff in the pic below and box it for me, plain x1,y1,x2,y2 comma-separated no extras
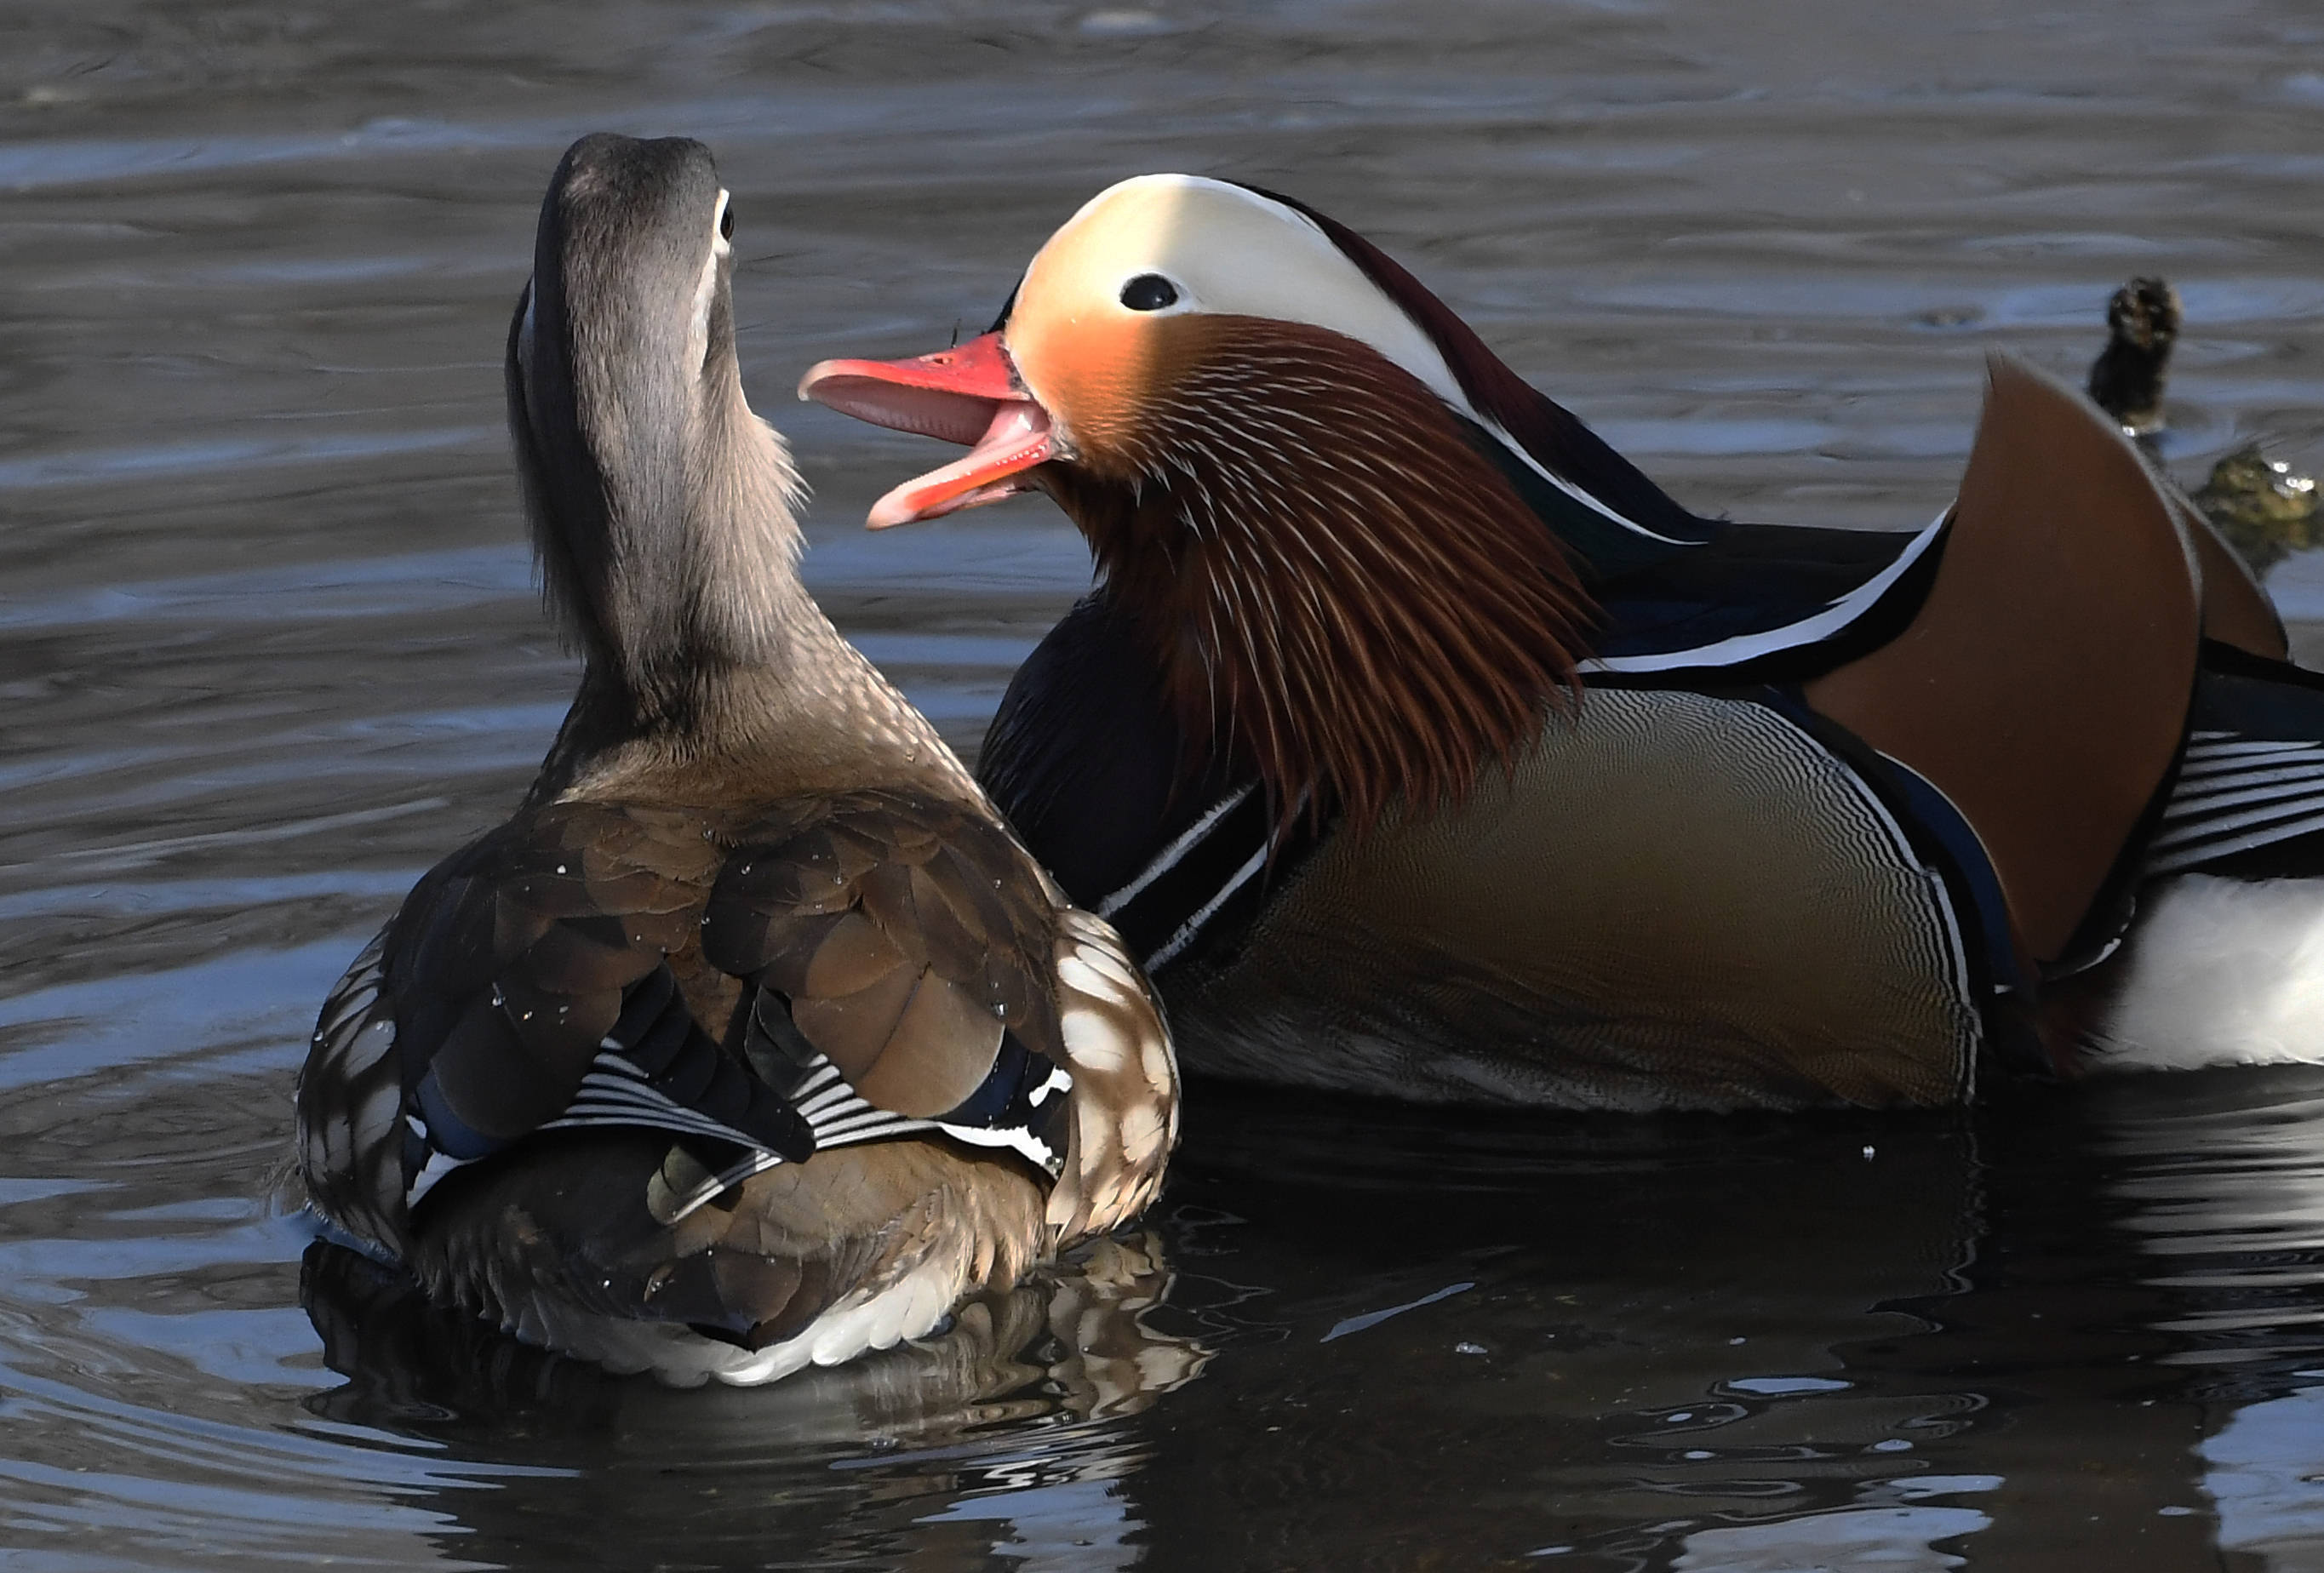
1045,316,1597,837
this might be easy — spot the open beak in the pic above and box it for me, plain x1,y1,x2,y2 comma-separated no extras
799,331,1056,529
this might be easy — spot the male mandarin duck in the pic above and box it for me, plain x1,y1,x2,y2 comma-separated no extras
294,136,1176,1386
801,172,2324,1110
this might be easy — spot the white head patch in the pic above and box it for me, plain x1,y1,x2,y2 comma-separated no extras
1011,174,1684,544
1021,174,1474,414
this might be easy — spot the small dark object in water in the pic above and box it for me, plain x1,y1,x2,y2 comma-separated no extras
2086,277,2179,434
2084,276,2320,576
2193,446,2321,576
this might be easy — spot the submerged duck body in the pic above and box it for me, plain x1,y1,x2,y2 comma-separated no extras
804,174,2324,1108
295,137,1175,1384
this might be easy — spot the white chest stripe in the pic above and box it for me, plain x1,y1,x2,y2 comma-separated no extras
1144,843,1269,972
1098,784,1256,917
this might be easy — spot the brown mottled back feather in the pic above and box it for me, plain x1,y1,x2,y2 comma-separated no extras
299,789,1090,1273
703,791,1067,1118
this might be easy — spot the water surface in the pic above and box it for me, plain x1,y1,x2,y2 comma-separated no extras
5,1,2324,1567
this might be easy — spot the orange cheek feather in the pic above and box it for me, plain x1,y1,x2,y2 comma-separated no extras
1014,312,1161,472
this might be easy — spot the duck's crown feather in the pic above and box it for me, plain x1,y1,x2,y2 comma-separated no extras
1226,180,1707,546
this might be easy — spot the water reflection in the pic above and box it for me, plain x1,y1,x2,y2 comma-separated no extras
302,1230,1209,1443
12,976,2324,1565
2102,1069,2324,1571
301,1229,1207,1569
1045,1078,2324,1569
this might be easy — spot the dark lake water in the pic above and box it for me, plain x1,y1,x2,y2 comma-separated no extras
7,1,2324,1567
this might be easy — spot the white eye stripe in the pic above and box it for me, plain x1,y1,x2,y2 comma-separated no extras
690,194,726,367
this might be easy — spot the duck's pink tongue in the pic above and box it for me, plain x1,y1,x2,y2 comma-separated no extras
798,331,1055,529
864,399,1053,529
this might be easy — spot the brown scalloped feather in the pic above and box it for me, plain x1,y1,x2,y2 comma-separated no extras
1045,315,1595,835
1039,910,1176,1245
703,791,1065,1119
400,802,730,1147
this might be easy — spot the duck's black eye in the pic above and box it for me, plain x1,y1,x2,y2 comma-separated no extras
1119,273,1178,312
719,202,736,242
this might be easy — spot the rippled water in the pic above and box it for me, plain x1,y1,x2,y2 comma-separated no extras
6,0,2324,1567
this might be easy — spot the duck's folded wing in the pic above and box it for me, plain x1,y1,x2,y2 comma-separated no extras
702,790,1176,1246
1549,408,2281,683
701,792,1073,1167
297,801,802,1256
1583,514,1947,677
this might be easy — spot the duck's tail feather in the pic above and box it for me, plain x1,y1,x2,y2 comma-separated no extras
407,1131,1045,1387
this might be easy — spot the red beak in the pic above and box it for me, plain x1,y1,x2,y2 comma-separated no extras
799,331,1056,529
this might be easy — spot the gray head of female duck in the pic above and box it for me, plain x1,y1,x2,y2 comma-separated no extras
511,134,934,798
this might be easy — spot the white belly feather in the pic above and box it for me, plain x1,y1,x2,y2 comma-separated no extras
2098,874,2324,1072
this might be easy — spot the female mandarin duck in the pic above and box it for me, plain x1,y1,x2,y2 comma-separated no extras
802,173,2324,1109
294,136,1176,1386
